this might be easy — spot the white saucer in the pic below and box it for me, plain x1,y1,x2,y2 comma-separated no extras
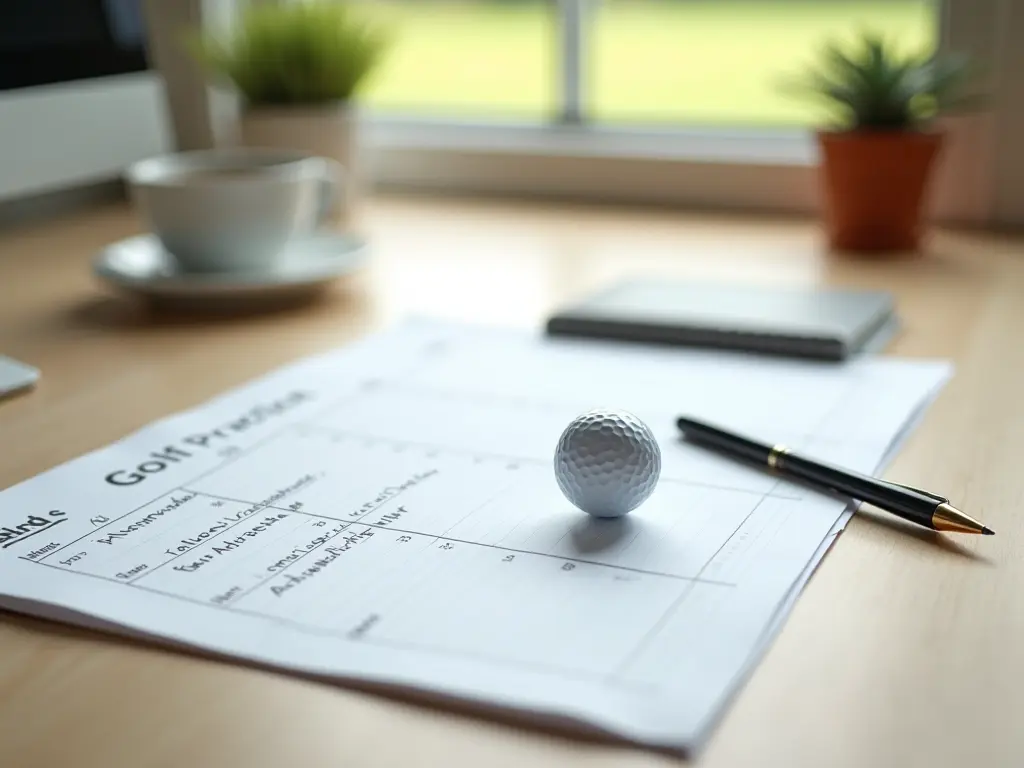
93,231,369,310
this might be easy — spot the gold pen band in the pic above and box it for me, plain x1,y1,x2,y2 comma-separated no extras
767,444,790,470
931,502,989,534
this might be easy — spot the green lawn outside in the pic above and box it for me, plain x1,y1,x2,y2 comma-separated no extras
357,0,937,126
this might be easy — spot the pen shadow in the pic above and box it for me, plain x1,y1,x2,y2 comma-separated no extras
853,506,996,565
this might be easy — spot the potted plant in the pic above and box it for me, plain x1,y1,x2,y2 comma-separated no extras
190,0,390,220
786,33,982,254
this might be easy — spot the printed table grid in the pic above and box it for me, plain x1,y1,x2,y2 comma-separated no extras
19,423,778,685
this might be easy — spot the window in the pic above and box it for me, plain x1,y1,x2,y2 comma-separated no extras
359,0,939,127
589,0,939,127
356,0,1017,227
360,1,557,120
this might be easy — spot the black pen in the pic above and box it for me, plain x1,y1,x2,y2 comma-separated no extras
675,415,994,536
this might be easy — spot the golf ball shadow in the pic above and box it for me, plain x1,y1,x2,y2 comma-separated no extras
567,514,639,555
554,408,662,518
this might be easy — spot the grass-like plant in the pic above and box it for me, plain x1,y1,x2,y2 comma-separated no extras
190,1,391,106
784,32,983,131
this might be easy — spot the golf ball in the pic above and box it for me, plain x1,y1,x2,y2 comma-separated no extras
554,408,662,518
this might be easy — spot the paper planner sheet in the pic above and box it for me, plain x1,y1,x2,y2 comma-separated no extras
0,320,950,752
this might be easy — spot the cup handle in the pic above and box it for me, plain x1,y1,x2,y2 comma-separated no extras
315,158,346,224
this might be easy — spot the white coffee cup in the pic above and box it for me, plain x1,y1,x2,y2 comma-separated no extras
125,148,344,273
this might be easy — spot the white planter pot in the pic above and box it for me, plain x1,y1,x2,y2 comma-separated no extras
236,104,361,225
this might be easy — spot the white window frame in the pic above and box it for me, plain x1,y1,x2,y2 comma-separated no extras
362,0,1023,228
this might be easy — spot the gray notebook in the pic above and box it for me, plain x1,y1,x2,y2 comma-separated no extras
545,280,897,360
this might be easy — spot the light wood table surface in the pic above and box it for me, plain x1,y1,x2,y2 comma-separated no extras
0,194,1021,767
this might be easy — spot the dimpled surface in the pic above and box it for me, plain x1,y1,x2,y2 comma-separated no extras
553,408,662,518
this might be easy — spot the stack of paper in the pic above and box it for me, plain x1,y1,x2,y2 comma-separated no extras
0,320,950,752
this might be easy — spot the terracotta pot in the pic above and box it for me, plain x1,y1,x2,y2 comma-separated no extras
235,103,360,225
817,129,944,254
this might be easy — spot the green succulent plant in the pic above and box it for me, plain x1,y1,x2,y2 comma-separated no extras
785,32,983,131
190,1,391,106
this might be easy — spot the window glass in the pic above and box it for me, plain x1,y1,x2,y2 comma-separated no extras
589,0,939,126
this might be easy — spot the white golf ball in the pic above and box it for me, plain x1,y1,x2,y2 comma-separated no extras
553,408,662,518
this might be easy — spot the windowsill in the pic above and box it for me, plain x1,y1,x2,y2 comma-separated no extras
364,116,821,213
367,116,817,166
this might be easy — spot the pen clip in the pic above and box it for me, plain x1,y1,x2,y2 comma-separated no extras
882,480,949,504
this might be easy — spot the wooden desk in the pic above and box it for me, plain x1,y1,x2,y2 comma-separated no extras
0,195,1021,767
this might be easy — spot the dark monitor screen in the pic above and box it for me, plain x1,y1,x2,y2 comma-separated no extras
0,0,149,92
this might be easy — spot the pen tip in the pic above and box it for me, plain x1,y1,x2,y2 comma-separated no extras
982,527,995,536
